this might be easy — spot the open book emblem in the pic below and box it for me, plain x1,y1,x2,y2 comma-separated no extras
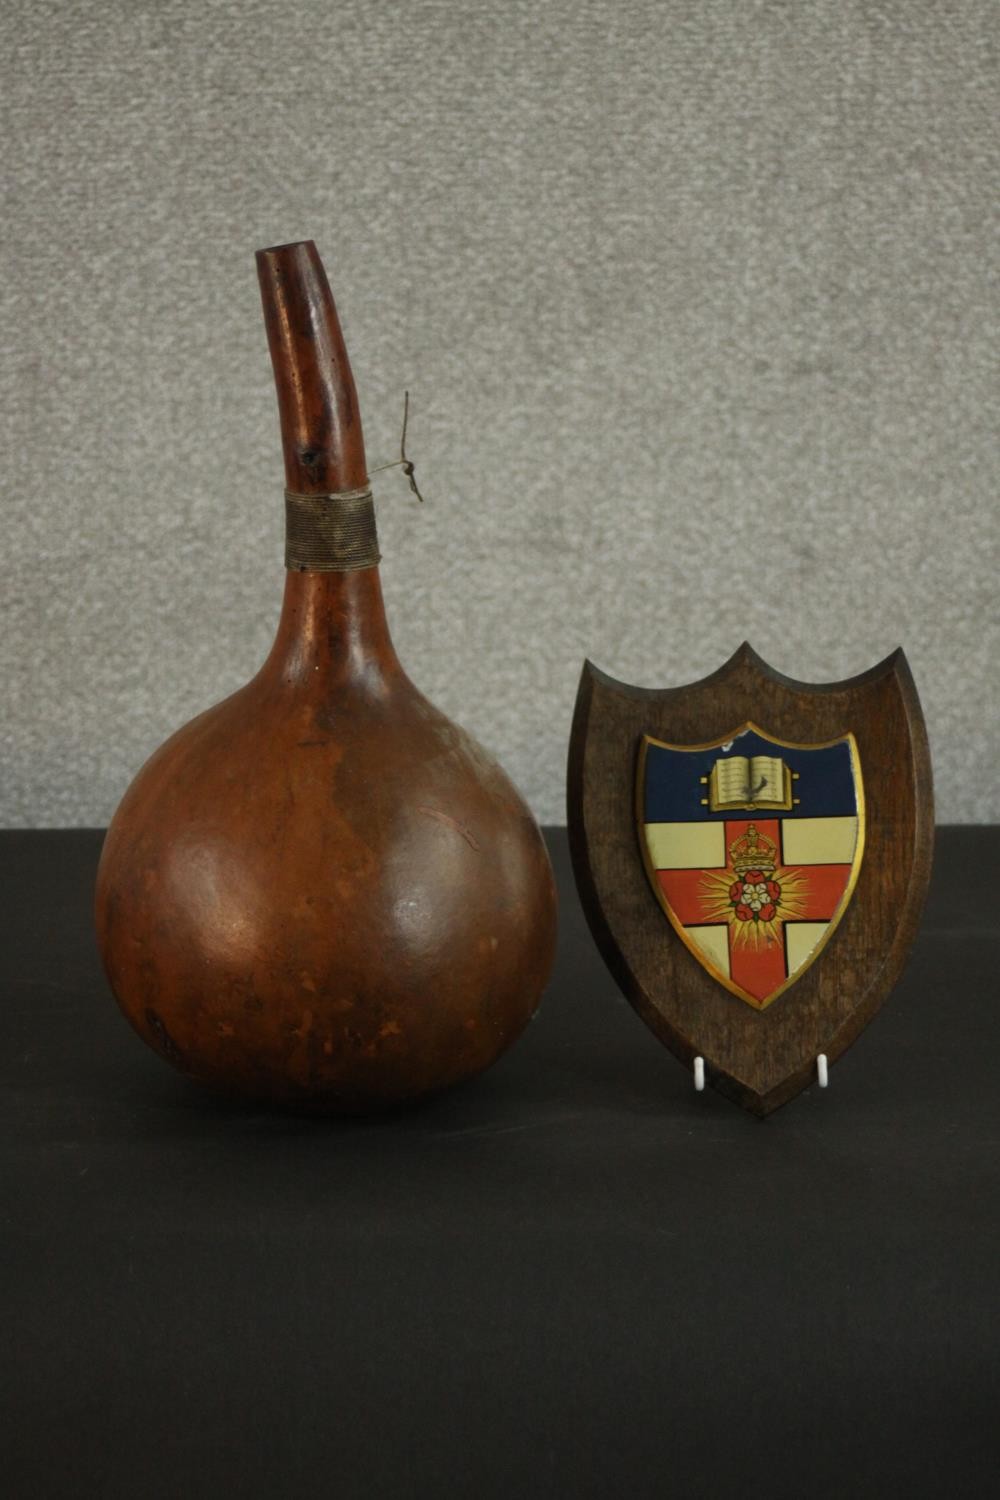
638,723,865,1009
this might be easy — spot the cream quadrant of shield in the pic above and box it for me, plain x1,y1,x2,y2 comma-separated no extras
638,723,865,1009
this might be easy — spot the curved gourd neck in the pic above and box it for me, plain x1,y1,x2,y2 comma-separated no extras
256,238,401,687
256,239,368,493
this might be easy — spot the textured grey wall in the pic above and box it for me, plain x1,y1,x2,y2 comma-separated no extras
2,0,997,826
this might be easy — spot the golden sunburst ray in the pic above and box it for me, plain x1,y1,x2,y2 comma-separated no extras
698,864,810,950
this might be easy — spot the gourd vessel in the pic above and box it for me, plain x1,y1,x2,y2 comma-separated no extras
95,239,557,1110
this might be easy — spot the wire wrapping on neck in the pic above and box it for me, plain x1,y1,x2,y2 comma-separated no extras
284,487,380,572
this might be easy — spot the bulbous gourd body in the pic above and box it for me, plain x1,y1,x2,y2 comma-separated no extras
94,241,557,1110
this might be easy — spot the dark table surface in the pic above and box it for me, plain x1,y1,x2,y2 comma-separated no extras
2,827,997,1499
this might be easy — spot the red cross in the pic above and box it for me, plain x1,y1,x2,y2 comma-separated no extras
655,818,853,1005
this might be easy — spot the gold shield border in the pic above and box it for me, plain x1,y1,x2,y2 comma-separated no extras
635,722,866,1010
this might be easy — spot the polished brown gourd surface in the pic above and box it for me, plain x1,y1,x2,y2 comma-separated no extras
95,241,557,1110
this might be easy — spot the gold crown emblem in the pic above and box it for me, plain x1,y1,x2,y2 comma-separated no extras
729,823,777,876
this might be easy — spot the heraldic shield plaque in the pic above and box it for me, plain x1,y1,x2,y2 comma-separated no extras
567,645,934,1115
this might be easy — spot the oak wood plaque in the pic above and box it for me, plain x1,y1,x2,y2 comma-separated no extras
567,644,934,1115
